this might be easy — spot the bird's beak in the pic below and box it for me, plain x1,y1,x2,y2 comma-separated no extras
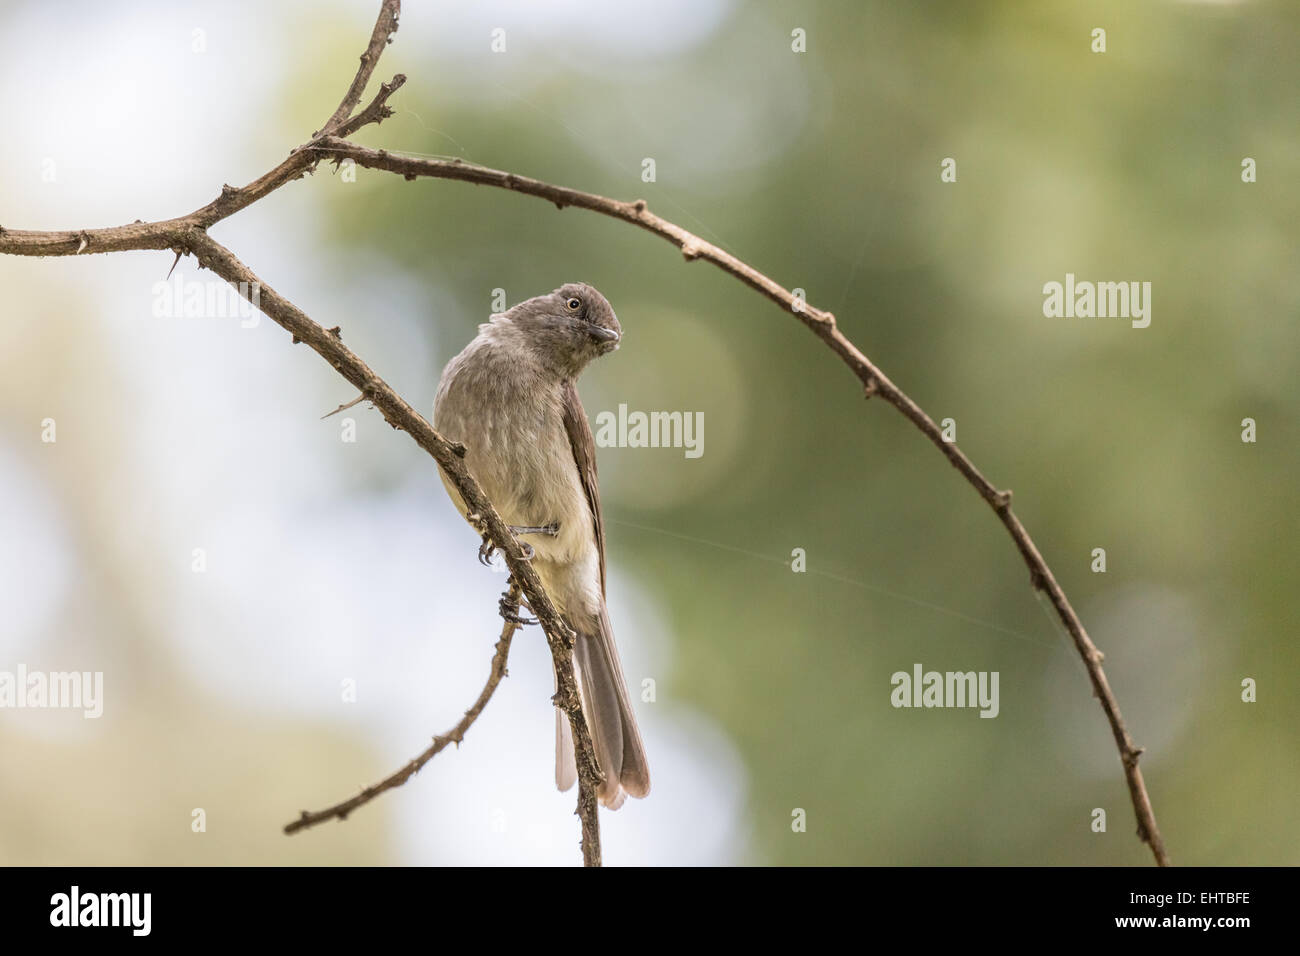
588,326,621,344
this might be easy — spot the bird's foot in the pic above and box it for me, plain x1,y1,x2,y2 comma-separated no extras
508,523,560,537
471,515,553,567
499,587,538,626
479,538,535,566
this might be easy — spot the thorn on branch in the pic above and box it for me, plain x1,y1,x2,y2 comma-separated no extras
994,489,1013,511
863,378,878,400
322,393,366,419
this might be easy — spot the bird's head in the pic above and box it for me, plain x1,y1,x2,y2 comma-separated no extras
497,282,622,376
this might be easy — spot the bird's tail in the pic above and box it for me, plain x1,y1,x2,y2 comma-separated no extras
554,606,649,809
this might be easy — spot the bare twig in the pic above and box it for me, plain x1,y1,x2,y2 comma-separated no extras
0,0,1169,867
320,0,402,134
336,74,408,139
284,583,521,835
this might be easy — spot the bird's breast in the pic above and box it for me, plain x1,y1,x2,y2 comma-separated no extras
434,356,601,617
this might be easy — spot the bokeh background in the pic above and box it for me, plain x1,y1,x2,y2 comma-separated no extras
1,0,1296,865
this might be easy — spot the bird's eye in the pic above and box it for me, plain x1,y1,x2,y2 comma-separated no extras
565,297,582,311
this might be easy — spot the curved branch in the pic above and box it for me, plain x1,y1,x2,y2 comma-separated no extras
285,583,521,835
307,137,1170,867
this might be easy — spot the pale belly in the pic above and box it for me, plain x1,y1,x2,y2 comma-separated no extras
435,374,603,626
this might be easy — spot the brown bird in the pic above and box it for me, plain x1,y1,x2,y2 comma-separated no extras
433,282,650,809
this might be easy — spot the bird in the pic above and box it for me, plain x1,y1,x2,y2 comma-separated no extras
433,282,650,809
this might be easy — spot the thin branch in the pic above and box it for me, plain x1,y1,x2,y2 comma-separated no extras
0,29,407,253
284,583,521,835
335,74,408,139
0,77,406,257
0,0,1168,867
320,0,403,134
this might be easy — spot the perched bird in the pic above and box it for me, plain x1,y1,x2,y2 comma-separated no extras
433,282,649,809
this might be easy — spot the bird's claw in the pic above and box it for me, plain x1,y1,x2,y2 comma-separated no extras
499,592,538,626
478,538,534,566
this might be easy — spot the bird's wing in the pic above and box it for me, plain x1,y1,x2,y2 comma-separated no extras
560,378,606,596
558,378,651,803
